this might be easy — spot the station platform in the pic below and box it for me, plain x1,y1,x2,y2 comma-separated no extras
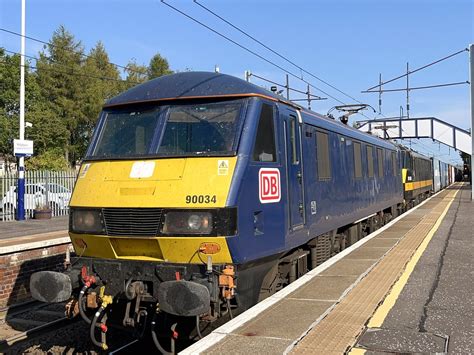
182,183,472,354
0,216,68,253
0,216,70,310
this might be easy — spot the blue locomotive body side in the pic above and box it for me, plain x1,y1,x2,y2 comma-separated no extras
226,98,403,264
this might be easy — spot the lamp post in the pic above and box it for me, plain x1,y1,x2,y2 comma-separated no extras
470,44,474,200
16,0,26,220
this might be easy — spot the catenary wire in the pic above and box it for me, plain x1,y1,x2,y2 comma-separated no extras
0,58,140,84
161,1,382,122
365,48,469,91
160,0,348,106
363,81,469,93
2,48,140,84
193,0,365,105
0,27,148,76
249,72,325,100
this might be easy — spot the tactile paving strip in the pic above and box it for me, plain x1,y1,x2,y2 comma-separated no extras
290,187,459,354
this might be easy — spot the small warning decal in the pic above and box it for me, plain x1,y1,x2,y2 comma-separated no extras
218,160,229,175
259,168,281,204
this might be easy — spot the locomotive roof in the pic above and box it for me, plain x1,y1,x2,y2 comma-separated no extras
104,71,397,151
104,71,287,107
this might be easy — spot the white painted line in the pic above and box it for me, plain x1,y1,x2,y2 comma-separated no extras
180,191,442,355
0,236,71,255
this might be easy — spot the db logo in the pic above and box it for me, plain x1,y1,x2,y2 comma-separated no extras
259,168,281,204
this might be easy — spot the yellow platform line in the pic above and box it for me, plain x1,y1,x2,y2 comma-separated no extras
367,187,459,328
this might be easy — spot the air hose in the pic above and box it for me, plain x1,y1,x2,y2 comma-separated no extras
78,285,92,324
90,304,108,350
196,315,203,339
151,312,174,355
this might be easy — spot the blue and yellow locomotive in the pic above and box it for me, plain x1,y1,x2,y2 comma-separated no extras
31,72,436,350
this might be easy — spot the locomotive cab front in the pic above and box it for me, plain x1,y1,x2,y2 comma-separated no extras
30,73,290,348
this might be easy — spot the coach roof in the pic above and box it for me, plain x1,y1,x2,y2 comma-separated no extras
104,71,287,108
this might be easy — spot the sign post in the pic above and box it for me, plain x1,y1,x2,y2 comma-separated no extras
17,0,26,220
470,43,474,201
14,139,33,220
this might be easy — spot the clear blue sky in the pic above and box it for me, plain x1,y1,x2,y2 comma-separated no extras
1,0,472,165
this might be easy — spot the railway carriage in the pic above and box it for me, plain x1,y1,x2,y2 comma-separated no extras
31,72,415,350
400,147,433,205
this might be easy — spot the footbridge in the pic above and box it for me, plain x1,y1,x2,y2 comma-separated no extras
355,116,471,155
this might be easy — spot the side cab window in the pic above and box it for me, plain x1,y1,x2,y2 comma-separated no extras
252,103,277,162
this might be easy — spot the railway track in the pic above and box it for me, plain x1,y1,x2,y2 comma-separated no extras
0,301,72,352
0,301,138,354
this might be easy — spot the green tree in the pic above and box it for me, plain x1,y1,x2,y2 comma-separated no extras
79,41,122,158
26,148,69,170
35,25,86,164
124,59,148,86
0,49,39,169
147,53,172,79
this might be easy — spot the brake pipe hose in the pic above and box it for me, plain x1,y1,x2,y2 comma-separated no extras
78,285,92,324
90,296,113,351
151,312,173,355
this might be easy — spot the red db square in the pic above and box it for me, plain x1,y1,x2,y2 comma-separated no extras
259,168,281,204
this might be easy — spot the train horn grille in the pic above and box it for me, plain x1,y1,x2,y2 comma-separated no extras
102,208,164,236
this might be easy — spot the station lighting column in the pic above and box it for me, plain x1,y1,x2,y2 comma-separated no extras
470,44,474,201
17,0,26,220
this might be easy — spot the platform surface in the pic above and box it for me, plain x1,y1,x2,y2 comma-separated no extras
0,216,69,254
182,183,471,354
0,216,68,240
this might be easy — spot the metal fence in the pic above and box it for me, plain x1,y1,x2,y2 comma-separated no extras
1,169,77,221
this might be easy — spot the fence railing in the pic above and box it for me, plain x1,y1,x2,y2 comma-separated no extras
1,169,77,221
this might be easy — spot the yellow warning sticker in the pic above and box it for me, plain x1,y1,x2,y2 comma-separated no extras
217,160,229,175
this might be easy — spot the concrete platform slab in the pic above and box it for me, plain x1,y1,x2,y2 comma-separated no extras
206,334,292,355
320,259,375,277
234,299,333,339
345,247,390,260
360,238,399,248
374,231,404,239
288,275,359,301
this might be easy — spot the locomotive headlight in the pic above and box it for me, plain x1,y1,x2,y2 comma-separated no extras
162,211,213,235
70,209,105,234
187,214,210,231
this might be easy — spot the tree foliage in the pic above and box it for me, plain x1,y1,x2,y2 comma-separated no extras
0,26,173,170
26,148,69,170
148,53,172,79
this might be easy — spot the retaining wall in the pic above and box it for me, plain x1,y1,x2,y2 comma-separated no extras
0,237,71,311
